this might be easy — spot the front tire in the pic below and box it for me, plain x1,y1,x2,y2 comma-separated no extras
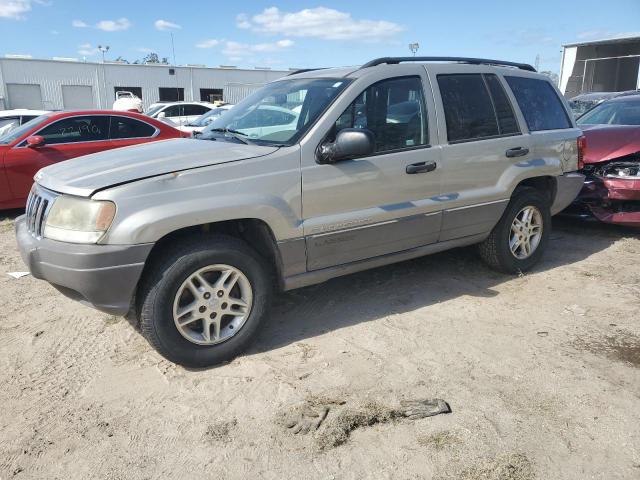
137,235,272,367
478,187,551,273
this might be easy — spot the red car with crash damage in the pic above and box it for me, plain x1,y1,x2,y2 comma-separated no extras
565,94,640,227
0,110,188,209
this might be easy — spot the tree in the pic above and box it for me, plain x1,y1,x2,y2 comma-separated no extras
140,52,169,65
114,56,129,64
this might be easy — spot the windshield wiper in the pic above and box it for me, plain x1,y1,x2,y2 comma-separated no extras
208,127,251,144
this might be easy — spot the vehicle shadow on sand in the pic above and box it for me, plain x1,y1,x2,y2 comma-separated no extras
251,217,639,356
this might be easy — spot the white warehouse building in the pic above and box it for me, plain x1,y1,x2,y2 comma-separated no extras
0,57,290,111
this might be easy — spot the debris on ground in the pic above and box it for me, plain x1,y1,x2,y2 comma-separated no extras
315,400,397,450
205,419,238,443
311,398,451,450
563,304,588,316
417,430,461,450
439,453,534,480
7,271,30,279
277,395,346,435
398,399,451,419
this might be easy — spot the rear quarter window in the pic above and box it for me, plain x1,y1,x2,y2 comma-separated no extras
505,76,571,131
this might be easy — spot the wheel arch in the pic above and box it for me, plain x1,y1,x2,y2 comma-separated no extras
142,218,286,292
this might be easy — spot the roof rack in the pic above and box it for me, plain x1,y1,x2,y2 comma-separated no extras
287,68,327,76
360,57,536,72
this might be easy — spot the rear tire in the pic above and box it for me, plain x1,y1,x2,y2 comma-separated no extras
478,187,551,274
137,234,272,367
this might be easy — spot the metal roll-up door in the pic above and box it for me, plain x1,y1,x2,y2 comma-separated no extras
6,83,43,109
62,85,94,109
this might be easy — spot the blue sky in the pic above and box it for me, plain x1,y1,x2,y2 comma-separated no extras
1,0,639,72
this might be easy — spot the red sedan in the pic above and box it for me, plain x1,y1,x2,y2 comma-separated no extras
0,110,188,209
565,94,640,227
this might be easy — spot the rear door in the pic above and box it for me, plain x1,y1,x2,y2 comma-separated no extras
108,115,160,148
429,66,532,241
301,68,443,271
4,115,110,201
503,75,578,174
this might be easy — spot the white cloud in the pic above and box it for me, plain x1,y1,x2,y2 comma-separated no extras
136,47,153,53
96,17,131,32
222,39,294,57
196,39,220,49
237,6,404,41
73,18,131,31
155,19,181,31
77,43,99,56
0,0,32,19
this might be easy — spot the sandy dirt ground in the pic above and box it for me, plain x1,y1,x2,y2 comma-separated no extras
0,211,639,480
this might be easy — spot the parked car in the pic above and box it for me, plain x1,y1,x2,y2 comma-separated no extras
178,105,234,135
145,101,216,126
16,56,584,367
0,109,50,137
113,91,143,113
0,110,187,209
568,90,640,118
563,94,640,227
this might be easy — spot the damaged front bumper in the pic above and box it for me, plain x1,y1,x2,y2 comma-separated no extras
565,159,640,227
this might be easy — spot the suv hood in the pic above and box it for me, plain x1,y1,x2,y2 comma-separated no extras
36,138,278,197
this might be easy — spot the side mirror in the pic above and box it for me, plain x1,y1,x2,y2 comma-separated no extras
157,111,166,119
317,128,375,164
26,135,45,148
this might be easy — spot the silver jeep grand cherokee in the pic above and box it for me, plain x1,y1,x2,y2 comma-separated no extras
16,57,585,367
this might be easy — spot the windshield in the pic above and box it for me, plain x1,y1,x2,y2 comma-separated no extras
145,105,165,117
200,78,350,146
577,99,640,125
190,107,229,127
0,115,49,145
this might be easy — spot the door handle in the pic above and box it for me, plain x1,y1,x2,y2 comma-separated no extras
406,161,437,174
506,147,529,158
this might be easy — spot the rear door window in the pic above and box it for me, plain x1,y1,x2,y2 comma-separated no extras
36,115,109,144
183,104,210,116
437,73,520,143
505,76,571,131
109,116,157,139
163,105,183,117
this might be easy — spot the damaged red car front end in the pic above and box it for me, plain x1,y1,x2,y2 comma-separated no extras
566,97,640,227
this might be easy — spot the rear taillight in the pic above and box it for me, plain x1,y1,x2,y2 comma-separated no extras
577,135,586,170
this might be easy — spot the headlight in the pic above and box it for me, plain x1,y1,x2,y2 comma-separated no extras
44,196,116,244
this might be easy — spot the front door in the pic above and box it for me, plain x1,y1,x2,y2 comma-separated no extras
301,74,443,271
5,115,111,201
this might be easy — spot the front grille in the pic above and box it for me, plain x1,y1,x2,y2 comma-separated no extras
25,186,57,238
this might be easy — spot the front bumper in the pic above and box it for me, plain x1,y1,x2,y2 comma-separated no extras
565,176,640,228
15,215,154,315
551,172,587,215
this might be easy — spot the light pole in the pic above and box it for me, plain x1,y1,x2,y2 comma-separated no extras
409,42,419,56
98,45,110,63
97,45,110,109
